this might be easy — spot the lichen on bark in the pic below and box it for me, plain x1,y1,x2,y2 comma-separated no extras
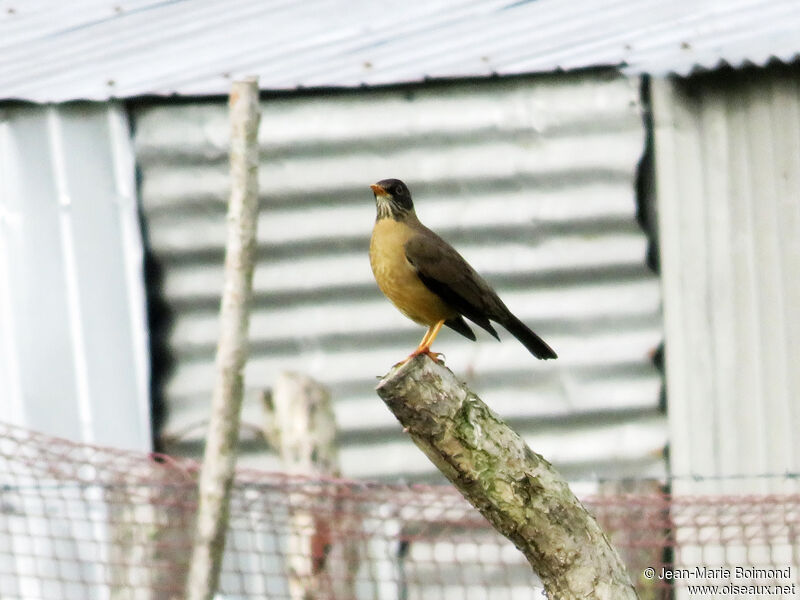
376,355,638,600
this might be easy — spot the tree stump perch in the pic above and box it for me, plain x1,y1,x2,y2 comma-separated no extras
376,355,638,600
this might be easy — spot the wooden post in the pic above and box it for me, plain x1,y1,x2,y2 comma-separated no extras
263,372,341,476
108,472,193,600
185,77,260,600
262,372,359,600
596,480,669,600
376,356,638,600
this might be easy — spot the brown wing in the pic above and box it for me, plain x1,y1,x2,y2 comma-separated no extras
404,228,501,340
405,226,557,359
405,227,557,359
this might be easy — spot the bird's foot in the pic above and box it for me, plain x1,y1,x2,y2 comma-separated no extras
394,348,445,367
422,349,445,364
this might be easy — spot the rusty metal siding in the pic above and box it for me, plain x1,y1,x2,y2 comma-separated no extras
652,65,800,496
134,72,664,482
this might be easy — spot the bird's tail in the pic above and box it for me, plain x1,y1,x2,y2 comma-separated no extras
501,313,557,360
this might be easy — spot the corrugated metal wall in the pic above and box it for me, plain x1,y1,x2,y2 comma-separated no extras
0,102,151,451
0,102,151,600
134,72,664,484
652,64,800,496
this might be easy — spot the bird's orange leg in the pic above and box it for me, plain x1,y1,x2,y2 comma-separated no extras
416,323,438,350
398,319,446,365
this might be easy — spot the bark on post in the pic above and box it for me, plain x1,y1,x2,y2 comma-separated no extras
376,355,638,600
185,77,261,600
262,372,359,600
108,470,193,600
262,372,341,476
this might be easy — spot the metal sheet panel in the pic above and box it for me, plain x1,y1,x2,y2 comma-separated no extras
134,73,665,482
652,65,800,496
2,0,800,102
0,103,151,451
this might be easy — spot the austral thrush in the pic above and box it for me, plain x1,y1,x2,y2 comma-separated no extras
369,178,557,364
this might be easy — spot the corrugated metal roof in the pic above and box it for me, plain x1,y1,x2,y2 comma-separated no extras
134,73,665,483
2,0,799,102
652,67,800,496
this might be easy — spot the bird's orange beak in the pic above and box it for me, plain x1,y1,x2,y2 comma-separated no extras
370,183,387,195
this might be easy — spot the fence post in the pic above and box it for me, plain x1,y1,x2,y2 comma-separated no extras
262,372,359,600
376,355,638,600
108,467,194,600
185,77,261,600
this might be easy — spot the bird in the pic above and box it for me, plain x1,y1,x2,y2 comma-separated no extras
368,178,557,364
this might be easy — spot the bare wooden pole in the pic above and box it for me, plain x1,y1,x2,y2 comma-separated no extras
263,373,340,600
261,373,360,600
185,77,261,600
262,372,341,477
376,356,638,600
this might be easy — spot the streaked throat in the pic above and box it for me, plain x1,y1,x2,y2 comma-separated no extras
375,197,409,221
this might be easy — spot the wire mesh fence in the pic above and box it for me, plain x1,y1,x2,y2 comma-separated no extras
1,421,798,599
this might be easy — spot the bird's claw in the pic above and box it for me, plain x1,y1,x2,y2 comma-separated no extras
393,348,445,367
425,351,445,364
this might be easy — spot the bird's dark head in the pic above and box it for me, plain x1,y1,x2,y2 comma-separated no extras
370,178,415,220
